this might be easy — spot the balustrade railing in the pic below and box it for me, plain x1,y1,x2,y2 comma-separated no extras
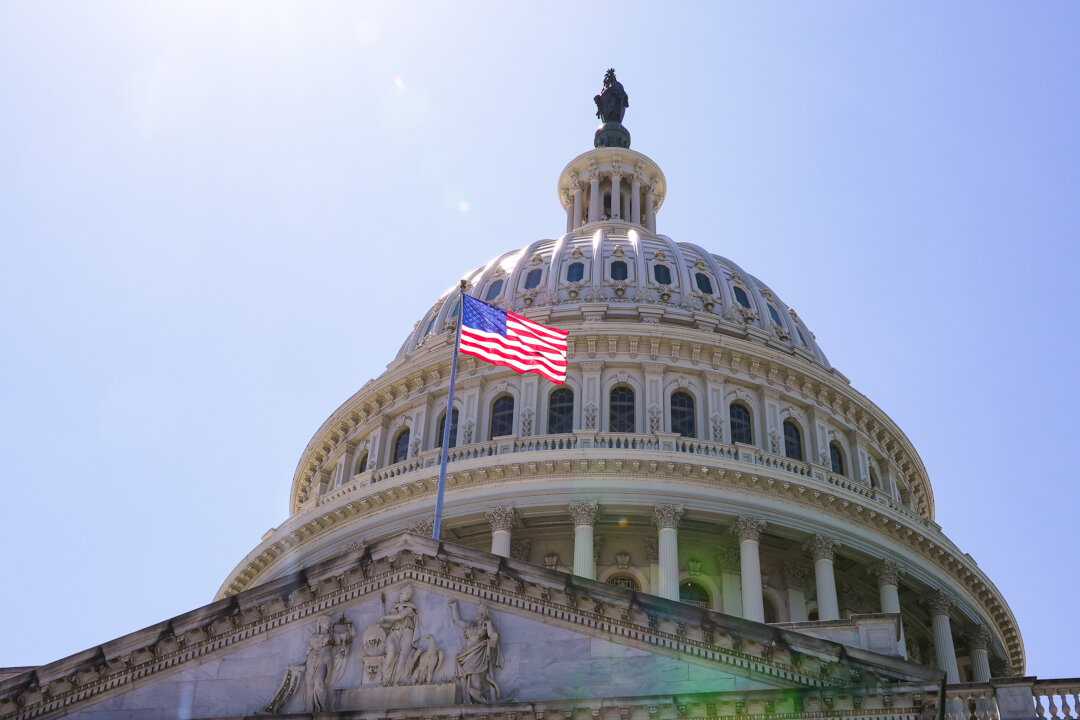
320,432,925,525
1033,680,1080,720
946,686,1001,720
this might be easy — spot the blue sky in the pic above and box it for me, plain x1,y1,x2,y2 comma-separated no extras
1,2,1078,679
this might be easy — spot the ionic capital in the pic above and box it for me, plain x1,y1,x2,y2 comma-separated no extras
804,534,839,562
652,503,684,530
485,506,519,533
732,515,767,542
923,589,956,617
868,558,905,587
963,624,994,651
568,500,600,527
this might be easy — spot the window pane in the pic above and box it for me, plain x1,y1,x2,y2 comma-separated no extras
567,262,584,283
524,268,543,290
425,313,440,335
768,304,784,326
490,396,515,438
437,408,459,448
730,404,752,444
733,286,751,309
670,391,696,438
608,575,640,590
450,298,461,318
548,388,574,434
783,420,803,460
695,273,713,294
609,386,635,432
611,261,628,281
830,443,845,475
653,264,672,285
679,581,710,608
485,279,504,302
393,429,410,463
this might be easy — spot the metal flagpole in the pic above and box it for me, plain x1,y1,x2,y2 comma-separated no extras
432,280,467,541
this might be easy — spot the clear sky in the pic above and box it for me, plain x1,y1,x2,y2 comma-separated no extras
1,1,1078,680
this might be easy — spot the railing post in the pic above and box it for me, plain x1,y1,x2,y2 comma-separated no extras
992,677,1039,720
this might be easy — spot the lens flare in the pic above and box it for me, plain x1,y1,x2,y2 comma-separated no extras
618,517,629,527
393,75,406,92
458,201,470,213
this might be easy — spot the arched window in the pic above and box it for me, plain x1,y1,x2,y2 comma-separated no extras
607,575,640,591
611,260,628,281
763,596,779,624
733,286,751,309
679,580,710,609
567,262,584,282
490,395,515,438
829,442,845,475
485,279,504,302
424,313,440,335
354,451,369,475
768,304,784,326
653,264,672,285
783,419,803,460
695,272,713,294
524,268,543,290
449,298,461,319
437,408,459,448
670,391,696,438
609,386,635,432
548,387,574,434
392,428,410,464
730,403,752,444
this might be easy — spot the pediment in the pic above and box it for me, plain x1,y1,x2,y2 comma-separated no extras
0,533,939,720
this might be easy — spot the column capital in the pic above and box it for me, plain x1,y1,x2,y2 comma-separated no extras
989,658,1014,678
783,563,810,592
568,500,600,527
485,506,519,532
804,533,839,561
652,503,684,530
732,515,767,542
867,558,906,586
963,624,993,651
922,589,956,617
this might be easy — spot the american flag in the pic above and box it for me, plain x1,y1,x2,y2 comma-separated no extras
459,295,569,385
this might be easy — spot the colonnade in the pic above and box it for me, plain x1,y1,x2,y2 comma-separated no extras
480,504,996,682
565,167,659,232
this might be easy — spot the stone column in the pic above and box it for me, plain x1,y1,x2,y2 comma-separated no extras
645,189,656,232
564,190,574,233
965,625,994,682
485,506,518,558
868,559,905,614
572,177,584,229
804,534,840,621
631,177,641,226
783,563,810,622
733,516,767,623
588,165,601,223
925,590,961,683
568,501,600,579
653,504,684,601
715,545,742,617
610,169,622,219
644,538,660,595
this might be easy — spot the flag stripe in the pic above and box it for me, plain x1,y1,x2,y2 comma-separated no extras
459,295,569,385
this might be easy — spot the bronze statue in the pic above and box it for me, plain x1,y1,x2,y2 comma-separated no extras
594,68,629,124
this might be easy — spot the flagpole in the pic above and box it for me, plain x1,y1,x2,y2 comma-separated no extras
432,280,467,541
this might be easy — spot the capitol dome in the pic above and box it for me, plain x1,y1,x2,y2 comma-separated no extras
218,78,1021,686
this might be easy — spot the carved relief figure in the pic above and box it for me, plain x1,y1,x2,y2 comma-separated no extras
449,599,502,704
378,586,420,685
265,614,355,714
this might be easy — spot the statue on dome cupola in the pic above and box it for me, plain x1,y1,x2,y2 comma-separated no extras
593,68,631,148
594,68,629,123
